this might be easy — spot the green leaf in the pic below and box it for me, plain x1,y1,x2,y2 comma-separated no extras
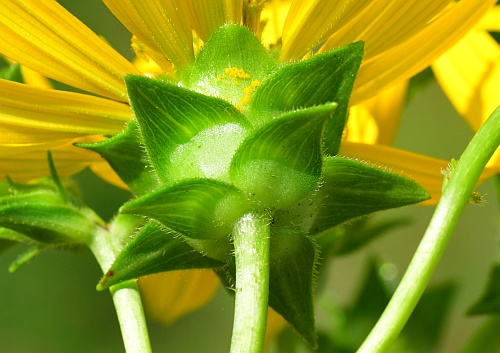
468,264,500,315
268,228,318,348
187,24,278,110
126,75,252,184
0,226,33,243
249,42,364,154
120,179,251,260
342,259,390,349
8,244,46,273
318,217,411,258
97,221,223,291
230,104,335,209
0,204,96,244
309,157,430,235
78,120,161,195
0,60,23,82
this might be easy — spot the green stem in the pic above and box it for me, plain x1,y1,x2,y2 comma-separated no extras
89,220,152,353
230,212,271,353
356,105,500,353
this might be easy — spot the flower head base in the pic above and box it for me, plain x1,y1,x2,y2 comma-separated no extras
86,25,429,346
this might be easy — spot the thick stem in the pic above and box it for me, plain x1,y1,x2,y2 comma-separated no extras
230,212,271,353
89,222,152,353
356,106,500,353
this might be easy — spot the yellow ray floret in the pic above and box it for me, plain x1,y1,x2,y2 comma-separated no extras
139,270,220,325
351,0,496,103
339,142,499,205
104,0,194,69
0,136,106,182
0,79,131,136
0,0,140,101
433,31,500,132
281,0,375,60
318,0,451,61
179,0,242,42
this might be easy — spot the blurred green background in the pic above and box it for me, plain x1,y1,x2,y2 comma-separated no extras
0,1,498,352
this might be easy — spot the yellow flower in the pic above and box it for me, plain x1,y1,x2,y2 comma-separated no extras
432,5,500,168
0,0,498,346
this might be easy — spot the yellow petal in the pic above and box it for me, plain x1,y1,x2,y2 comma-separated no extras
0,79,131,135
346,80,408,145
351,0,496,104
363,80,408,145
339,142,498,205
180,0,242,42
0,139,103,182
345,105,379,145
20,66,52,89
0,124,82,149
319,0,450,61
282,0,375,60
139,270,220,325
90,161,128,190
261,0,292,47
432,30,500,131
131,36,174,75
478,6,500,31
104,0,194,68
0,0,140,101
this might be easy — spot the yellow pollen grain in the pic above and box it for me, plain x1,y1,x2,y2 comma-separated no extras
238,80,261,105
225,67,250,79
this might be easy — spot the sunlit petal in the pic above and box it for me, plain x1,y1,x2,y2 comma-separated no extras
261,0,291,46
432,31,500,132
0,0,140,101
364,80,408,145
131,36,174,74
345,105,379,145
0,79,131,135
281,0,375,60
90,161,128,190
319,0,450,61
478,6,500,31
351,0,495,104
180,0,242,42
0,138,104,182
139,270,220,325
20,66,52,89
104,0,194,69
339,142,499,205
0,124,82,149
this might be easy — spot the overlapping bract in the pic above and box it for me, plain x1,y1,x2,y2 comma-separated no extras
88,26,429,346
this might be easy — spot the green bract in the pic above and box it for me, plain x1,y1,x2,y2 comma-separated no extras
83,24,430,345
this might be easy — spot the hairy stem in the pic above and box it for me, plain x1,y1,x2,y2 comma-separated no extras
89,218,152,353
230,212,271,353
356,106,500,353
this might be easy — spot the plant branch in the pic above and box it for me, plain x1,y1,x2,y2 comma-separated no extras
89,218,152,353
230,212,271,353
356,106,500,353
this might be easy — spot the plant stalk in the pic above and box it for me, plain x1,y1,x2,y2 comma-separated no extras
89,223,152,353
356,106,500,353
230,212,271,353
